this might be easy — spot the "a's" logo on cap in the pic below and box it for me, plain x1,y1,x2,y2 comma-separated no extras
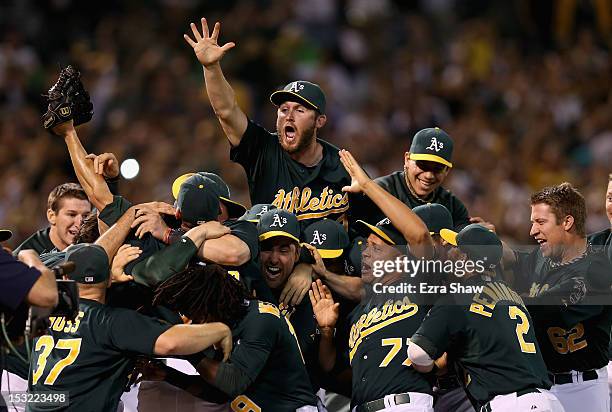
426,137,443,152
310,230,327,245
270,213,287,227
287,81,305,93
256,206,269,217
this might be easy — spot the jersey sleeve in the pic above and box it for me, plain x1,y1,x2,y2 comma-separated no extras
0,249,41,311
229,119,276,179
228,309,280,383
107,308,172,355
226,220,259,261
98,195,133,226
411,304,462,360
130,236,198,287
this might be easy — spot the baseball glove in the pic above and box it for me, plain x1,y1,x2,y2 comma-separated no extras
42,65,94,133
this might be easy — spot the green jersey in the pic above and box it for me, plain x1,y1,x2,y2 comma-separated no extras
411,277,551,408
13,228,55,256
513,247,612,372
346,294,433,408
227,300,316,411
230,120,351,227
27,299,171,412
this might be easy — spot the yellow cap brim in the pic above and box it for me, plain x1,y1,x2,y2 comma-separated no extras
270,91,320,111
318,248,343,259
356,220,395,245
258,231,300,243
439,228,458,246
409,153,452,168
172,172,196,199
220,196,247,214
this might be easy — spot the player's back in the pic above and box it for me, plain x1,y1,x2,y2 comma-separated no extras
28,299,170,411
448,278,551,404
228,300,317,411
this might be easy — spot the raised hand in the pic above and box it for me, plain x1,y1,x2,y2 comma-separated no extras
85,152,119,179
302,243,327,278
339,149,373,194
309,279,339,330
183,17,235,68
110,244,141,283
131,205,170,240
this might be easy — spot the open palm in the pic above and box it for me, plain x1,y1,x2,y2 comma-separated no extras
309,280,339,329
184,18,235,68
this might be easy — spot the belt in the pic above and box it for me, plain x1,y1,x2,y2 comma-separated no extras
480,388,540,412
356,393,411,412
548,369,598,385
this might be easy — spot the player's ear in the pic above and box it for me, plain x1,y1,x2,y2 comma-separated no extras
315,114,327,129
404,152,410,168
563,215,575,232
47,208,56,225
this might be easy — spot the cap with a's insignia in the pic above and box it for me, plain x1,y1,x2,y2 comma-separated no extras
270,81,326,114
303,219,349,259
355,217,406,246
239,204,277,223
440,224,502,267
257,210,300,243
0,229,12,242
172,172,247,219
346,237,366,276
176,174,221,226
412,203,453,235
408,127,454,168
64,243,109,284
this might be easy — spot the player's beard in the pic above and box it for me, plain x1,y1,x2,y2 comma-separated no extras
278,123,316,155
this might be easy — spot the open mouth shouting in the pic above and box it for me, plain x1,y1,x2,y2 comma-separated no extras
264,265,282,280
283,124,297,144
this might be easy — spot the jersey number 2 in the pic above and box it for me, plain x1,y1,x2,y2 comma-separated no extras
32,336,82,385
508,306,536,354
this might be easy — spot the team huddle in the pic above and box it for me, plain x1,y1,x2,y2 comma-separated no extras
2,16,612,412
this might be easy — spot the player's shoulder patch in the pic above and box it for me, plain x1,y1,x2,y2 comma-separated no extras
257,301,281,318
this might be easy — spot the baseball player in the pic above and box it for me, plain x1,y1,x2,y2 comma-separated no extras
26,205,233,412
309,149,439,412
409,204,476,412
184,18,351,227
503,183,612,411
408,224,565,412
352,127,470,230
152,263,319,411
12,183,91,256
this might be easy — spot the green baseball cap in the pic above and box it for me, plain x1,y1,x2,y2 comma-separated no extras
172,172,247,220
176,174,221,226
270,81,326,114
239,204,277,223
440,224,502,266
304,219,350,259
64,243,109,284
409,127,454,168
346,237,366,275
355,217,406,246
257,209,300,243
197,172,247,219
412,204,453,235
0,229,12,242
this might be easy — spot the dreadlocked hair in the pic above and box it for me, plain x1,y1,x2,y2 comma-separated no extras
153,263,250,326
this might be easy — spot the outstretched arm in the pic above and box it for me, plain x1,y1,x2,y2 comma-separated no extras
184,17,247,146
52,121,113,211
340,150,434,259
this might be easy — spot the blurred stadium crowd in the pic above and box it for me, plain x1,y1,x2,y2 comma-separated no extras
0,0,610,246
